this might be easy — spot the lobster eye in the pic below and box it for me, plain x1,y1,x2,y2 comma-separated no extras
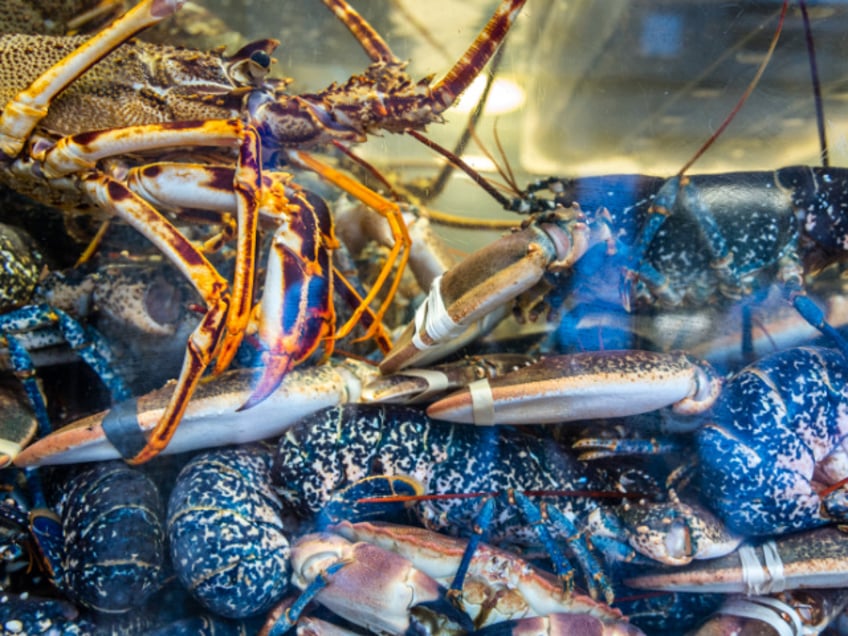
251,50,271,69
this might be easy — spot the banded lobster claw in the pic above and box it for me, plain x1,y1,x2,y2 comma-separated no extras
380,206,594,373
362,353,535,405
624,525,848,594
14,358,377,467
425,350,722,426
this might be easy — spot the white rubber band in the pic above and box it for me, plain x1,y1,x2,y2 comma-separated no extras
412,275,465,351
761,540,786,594
719,596,800,636
738,540,786,596
468,378,496,426
396,369,451,402
738,544,767,596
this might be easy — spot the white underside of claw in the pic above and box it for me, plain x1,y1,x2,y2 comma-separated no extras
14,359,377,467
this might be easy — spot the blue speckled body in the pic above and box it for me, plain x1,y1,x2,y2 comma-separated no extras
697,346,848,535
556,172,799,311
272,404,619,548
0,593,92,635
53,462,166,613
272,405,674,603
514,168,848,354
167,444,291,619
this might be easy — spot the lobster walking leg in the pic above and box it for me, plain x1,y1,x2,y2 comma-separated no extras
30,119,268,462
0,0,182,155
289,150,409,342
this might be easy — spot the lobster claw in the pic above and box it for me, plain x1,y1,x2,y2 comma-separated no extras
426,350,722,425
241,191,336,411
624,526,847,594
362,353,535,405
14,359,377,467
380,207,592,374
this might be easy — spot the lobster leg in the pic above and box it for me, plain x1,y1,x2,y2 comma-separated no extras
84,175,230,464
0,0,183,156
445,490,614,604
242,186,337,409
18,118,273,461
1,305,131,438
289,150,409,342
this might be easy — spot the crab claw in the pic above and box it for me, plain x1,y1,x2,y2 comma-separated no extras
284,531,463,635
14,359,376,467
426,350,722,426
333,520,626,627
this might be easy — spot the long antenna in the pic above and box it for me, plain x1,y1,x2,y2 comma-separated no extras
676,0,788,177
798,0,828,167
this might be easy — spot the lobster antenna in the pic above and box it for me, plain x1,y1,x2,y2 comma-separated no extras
491,119,519,193
798,0,829,167
820,475,848,500
677,0,788,177
407,128,514,209
423,44,508,200
331,140,404,201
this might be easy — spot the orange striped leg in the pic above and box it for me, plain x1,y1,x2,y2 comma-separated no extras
289,150,410,342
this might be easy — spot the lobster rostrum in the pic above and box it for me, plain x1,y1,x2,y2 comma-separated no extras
0,0,526,464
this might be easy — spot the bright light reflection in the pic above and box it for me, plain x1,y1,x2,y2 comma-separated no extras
459,154,498,173
454,75,526,115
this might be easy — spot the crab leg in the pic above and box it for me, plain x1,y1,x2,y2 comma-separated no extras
0,0,183,156
426,350,722,426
